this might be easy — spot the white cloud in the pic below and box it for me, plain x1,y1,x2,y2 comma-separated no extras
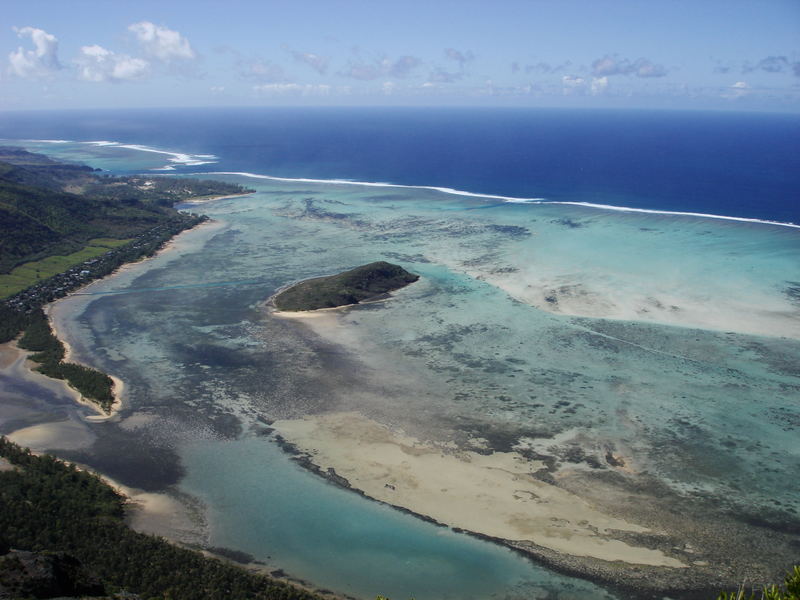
724,80,751,99
562,75,586,95
8,26,61,78
340,54,422,80
592,55,668,78
239,59,286,82
591,76,608,95
75,45,149,83
253,83,332,96
128,22,195,62
444,48,474,67
290,50,329,75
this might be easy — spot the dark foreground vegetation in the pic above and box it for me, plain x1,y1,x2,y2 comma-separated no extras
16,309,115,412
0,438,320,600
274,261,419,311
716,567,800,600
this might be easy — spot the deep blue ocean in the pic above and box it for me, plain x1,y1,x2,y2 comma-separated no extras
1,106,798,223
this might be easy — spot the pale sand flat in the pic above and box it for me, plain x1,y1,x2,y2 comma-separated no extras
274,411,686,568
179,192,254,205
119,485,202,543
7,218,225,425
473,268,800,339
0,343,20,368
7,420,94,452
15,315,124,422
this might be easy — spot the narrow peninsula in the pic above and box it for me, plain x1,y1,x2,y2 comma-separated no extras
273,261,419,312
0,147,253,413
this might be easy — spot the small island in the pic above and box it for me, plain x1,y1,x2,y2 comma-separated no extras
273,261,419,312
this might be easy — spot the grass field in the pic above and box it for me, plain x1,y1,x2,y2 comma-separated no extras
0,238,132,299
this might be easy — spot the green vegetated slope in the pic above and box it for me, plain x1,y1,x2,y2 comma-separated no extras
0,168,161,272
0,438,320,600
273,261,419,311
0,146,249,276
0,238,131,298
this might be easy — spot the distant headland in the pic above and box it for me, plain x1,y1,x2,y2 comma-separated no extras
272,261,419,312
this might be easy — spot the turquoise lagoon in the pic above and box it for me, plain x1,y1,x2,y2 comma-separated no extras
7,140,800,598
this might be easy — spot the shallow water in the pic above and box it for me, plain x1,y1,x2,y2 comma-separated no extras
182,437,616,600
5,139,800,597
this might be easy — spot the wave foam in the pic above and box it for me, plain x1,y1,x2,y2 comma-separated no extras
195,171,799,229
19,138,218,170
548,201,800,230
195,171,547,203
15,139,798,230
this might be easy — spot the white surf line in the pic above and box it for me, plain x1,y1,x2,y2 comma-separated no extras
198,171,799,230
194,171,547,203
21,138,71,144
15,141,798,230
93,142,218,167
16,138,218,169
549,201,800,230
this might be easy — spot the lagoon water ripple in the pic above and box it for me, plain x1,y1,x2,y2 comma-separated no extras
6,135,800,599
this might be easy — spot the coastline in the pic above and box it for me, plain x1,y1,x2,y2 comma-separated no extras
177,191,255,206
271,413,675,550
37,307,125,422
270,411,731,598
1,148,794,599
196,171,800,230
10,218,219,422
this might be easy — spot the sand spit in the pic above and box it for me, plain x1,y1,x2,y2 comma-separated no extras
0,339,109,424
26,218,225,422
179,192,255,206
273,411,685,568
7,420,95,452
38,306,123,421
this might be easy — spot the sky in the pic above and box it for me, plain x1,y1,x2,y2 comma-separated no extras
1,0,799,112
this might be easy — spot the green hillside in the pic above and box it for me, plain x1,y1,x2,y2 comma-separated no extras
0,147,250,275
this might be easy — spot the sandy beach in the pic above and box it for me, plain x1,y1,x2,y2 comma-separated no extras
37,305,124,421
178,192,255,206
27,217,228,421
1,340,91,415
273,411,685,568
0,215,228,553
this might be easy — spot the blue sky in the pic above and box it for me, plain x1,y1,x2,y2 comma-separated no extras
2,0,799,111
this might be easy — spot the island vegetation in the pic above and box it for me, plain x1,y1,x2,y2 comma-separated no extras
0,147,253,411
273,261,419,311
16,309,115,412
0,437,320,600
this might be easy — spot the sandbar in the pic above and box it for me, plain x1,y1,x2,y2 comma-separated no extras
7,420,95,452
178,192,254,206
273,411,685,568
